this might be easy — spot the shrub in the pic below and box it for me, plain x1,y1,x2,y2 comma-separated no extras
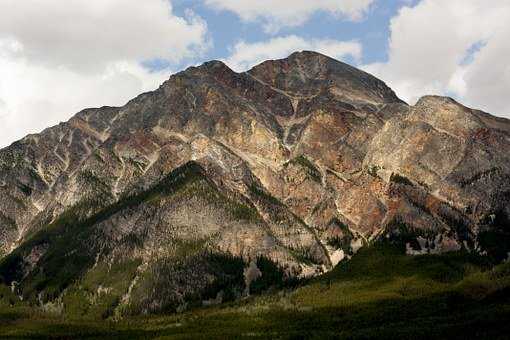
250,256,286,294
290,155,322,183
390,173,414,186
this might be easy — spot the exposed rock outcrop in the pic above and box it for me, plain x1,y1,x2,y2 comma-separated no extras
0,51,508,316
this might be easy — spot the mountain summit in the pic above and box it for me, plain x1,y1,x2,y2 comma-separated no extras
0,51,509,316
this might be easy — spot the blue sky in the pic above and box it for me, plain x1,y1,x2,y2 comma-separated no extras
159,0,411,70
0,0,509,147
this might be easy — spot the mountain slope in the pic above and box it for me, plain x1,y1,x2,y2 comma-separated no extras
2,244,510,339
0,51,509,317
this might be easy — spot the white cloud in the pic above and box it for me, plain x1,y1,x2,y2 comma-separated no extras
363,0,510,118
0,0,210,148
0,59,168,148
460,28,510,116
204,0,374,33
0,0,208,71
224,35,362,72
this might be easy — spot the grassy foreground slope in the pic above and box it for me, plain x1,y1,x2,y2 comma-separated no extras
1,245,509,339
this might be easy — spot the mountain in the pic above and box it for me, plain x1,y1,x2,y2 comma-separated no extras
0,51,509,318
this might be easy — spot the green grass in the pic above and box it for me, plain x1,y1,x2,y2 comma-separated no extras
1,245,509,339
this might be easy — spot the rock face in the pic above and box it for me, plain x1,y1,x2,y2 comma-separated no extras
0,51,508,317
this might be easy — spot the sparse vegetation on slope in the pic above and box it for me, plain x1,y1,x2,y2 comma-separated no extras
1,51,510,338
1,245,509,339
288,155,322,183
0,162,292,319
0,162,213,304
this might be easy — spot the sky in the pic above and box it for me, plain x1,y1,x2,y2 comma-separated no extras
0,0,509,148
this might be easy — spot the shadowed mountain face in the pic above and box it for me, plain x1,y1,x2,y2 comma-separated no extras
0,51,509,316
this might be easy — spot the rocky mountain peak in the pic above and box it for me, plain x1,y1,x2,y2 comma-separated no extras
181,59,235,79
0,51,509,318
247,50,403,105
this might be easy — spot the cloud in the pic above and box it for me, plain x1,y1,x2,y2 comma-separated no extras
363,0,510,118
460,26,510,116
0,0,210,148
224,35,362,72
0,59,168,148
0,0,209,71
204,0,374,33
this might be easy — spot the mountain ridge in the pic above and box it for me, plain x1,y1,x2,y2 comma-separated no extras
0,50,509,317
